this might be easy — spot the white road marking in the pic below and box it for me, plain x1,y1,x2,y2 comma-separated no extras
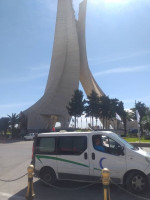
0,192,25,200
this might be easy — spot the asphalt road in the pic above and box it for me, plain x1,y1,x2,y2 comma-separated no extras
0,141,150,200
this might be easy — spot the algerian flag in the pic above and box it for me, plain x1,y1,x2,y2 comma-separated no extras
116,113,122,121
136,110,140,123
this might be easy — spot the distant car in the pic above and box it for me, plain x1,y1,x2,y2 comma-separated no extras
24,133,35,141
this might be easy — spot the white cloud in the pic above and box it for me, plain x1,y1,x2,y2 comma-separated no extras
88,0,131,6
94,66,149,76
89,50,150,65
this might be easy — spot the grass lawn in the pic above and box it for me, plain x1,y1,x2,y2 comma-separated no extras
123,137,150,143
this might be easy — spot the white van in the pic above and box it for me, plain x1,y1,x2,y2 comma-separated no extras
32,131,150,193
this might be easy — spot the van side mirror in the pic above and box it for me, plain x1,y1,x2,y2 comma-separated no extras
117,146,124,156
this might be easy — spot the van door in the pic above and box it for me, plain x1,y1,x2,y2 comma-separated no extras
89,134,126,183
57,136,90,181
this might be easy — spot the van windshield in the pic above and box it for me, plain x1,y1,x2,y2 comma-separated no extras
112,133,137,150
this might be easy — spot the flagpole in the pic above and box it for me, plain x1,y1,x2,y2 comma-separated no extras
86,118,87,129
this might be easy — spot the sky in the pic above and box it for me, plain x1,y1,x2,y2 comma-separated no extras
0,0,150,119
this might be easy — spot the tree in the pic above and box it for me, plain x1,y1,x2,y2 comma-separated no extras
99,95,114,129
131,102,149,135
141,107,150,133
142,116,150,132
85,90,100,127
121,110,133,136
0,117,9,136
66,90,85,128
19,112,27,130
8,113,19,138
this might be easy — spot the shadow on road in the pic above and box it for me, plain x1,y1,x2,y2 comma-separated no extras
8,179,150,200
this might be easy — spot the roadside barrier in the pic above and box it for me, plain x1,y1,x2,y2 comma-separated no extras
102,168,111,200
26,164,35,200
34,172,100,191
0,173,27,182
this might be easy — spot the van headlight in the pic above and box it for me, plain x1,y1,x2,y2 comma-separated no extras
145,156,150,164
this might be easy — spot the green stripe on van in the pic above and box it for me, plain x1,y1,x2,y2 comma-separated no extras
36,155,89,168
94,167,101,171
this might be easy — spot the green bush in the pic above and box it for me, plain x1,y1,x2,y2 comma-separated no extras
144,134,150,140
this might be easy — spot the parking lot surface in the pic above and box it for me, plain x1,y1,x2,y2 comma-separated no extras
0,141,150,200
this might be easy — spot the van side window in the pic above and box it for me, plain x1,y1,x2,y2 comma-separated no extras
93,135,122,156
58,136,87,155
36,137,56,154
93,135,106,152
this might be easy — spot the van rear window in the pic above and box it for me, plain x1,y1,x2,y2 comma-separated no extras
36,136,87,155
36,137,56,154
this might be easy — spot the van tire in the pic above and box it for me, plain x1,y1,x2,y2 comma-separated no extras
126,171,147,193
40,167,56,185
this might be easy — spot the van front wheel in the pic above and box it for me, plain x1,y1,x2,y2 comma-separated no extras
126,171,147,193
40,167,56,185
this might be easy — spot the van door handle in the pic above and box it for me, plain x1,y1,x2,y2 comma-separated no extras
84,152,88,159
92,153,95,160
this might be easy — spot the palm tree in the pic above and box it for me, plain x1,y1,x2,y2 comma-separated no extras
66,90,85,128
8,113,19,138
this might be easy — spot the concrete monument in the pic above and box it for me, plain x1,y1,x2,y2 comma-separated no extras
24,0,104,130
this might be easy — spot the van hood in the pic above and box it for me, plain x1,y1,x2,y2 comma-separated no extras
126,147,150,171
136,148,150,157
127,147,150,158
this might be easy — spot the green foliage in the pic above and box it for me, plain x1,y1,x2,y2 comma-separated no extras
8,113,19,138
0,117,9,135
19,112,27,130
123,137,150,143
142,116,150,132
85,90,100,126
66,90,85,128
131,102,149,135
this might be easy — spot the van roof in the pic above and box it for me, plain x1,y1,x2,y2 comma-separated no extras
36,131,114,137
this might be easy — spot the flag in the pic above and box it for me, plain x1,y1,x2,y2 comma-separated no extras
116,113,122,121
136,110,140,123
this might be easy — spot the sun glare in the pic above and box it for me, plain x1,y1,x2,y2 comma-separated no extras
105,0,129,4
89,0,130,5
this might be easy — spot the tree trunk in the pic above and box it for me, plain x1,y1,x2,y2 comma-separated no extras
92,116,94,127
75,116,76,129
140,123,143,136
123,120,127,137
